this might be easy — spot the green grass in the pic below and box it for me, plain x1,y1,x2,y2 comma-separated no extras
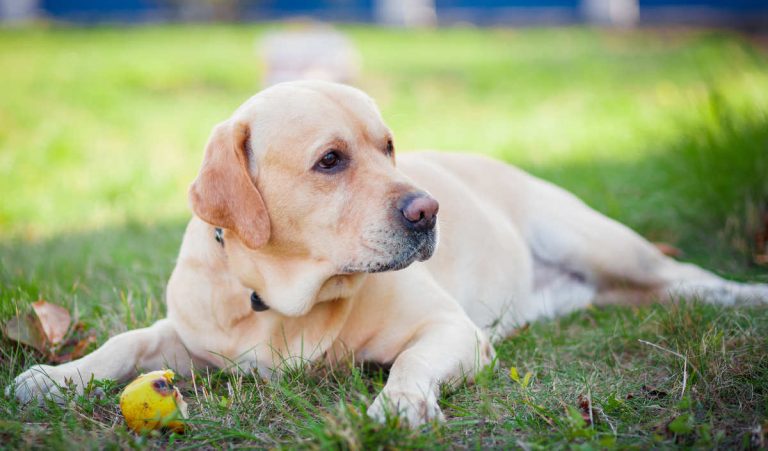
1,24,768,448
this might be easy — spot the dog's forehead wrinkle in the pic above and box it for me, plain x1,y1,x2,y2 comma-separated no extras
238,86,389,169
253,119,357,165
310,135,354,158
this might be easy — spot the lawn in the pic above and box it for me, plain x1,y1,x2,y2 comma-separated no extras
1,24,767,449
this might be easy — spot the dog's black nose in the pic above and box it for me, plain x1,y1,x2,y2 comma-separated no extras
398,193,439,232
250,291,269,312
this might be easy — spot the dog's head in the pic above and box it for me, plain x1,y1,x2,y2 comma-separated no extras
189,81,438,311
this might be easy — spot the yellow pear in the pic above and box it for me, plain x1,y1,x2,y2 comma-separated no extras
119,369,188,433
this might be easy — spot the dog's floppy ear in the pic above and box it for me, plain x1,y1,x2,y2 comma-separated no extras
189,120,270,249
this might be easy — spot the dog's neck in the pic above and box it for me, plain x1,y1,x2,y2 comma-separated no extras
254,257,363,317
224,232,367,317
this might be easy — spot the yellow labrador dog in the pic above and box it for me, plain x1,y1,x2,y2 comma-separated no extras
9,81,768,426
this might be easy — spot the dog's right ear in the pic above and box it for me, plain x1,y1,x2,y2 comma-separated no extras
189,120,270,249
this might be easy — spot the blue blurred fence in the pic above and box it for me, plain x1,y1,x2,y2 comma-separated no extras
2,0,767,27
35,0,377,22
39,0,162,21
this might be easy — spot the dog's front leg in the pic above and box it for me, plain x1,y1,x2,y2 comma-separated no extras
367,316,493,427
7,318,195,405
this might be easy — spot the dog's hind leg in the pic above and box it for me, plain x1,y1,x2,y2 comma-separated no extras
523,177,768,307
7,318,198,405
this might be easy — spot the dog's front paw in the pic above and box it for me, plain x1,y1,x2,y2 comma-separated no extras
5,364,81,405
368,388,444,427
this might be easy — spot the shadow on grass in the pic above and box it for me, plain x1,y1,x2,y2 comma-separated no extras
0,219,187,335
524,98,768,277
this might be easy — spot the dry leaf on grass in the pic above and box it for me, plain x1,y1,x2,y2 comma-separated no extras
31,300,70,345
3,314,46,352
49,323,97,363
653,242,683,258
577,394,597,426
2,300,95,363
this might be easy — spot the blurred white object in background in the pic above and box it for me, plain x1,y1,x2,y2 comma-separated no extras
375,0,436,27
582,0,639,27
0,0,38,23
259,24,361,88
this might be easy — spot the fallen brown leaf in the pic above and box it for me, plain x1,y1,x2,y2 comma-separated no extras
577,394,597,426
3,300,95,363
654,242,683,258
49,323,97,363
2,314,46,352
31,300,70,345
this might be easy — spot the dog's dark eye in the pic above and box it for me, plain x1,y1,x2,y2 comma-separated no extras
386,139,394,156
316,150,342,171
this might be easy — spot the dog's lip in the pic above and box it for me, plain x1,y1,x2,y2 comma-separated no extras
365,233,436,273
340,228,437,274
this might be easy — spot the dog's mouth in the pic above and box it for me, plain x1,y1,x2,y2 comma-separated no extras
341,229,437,274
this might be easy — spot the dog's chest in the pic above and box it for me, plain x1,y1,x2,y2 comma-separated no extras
202,297,356,371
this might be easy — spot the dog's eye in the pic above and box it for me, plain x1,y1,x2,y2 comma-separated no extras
316,151,341,171
386,139,394,156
